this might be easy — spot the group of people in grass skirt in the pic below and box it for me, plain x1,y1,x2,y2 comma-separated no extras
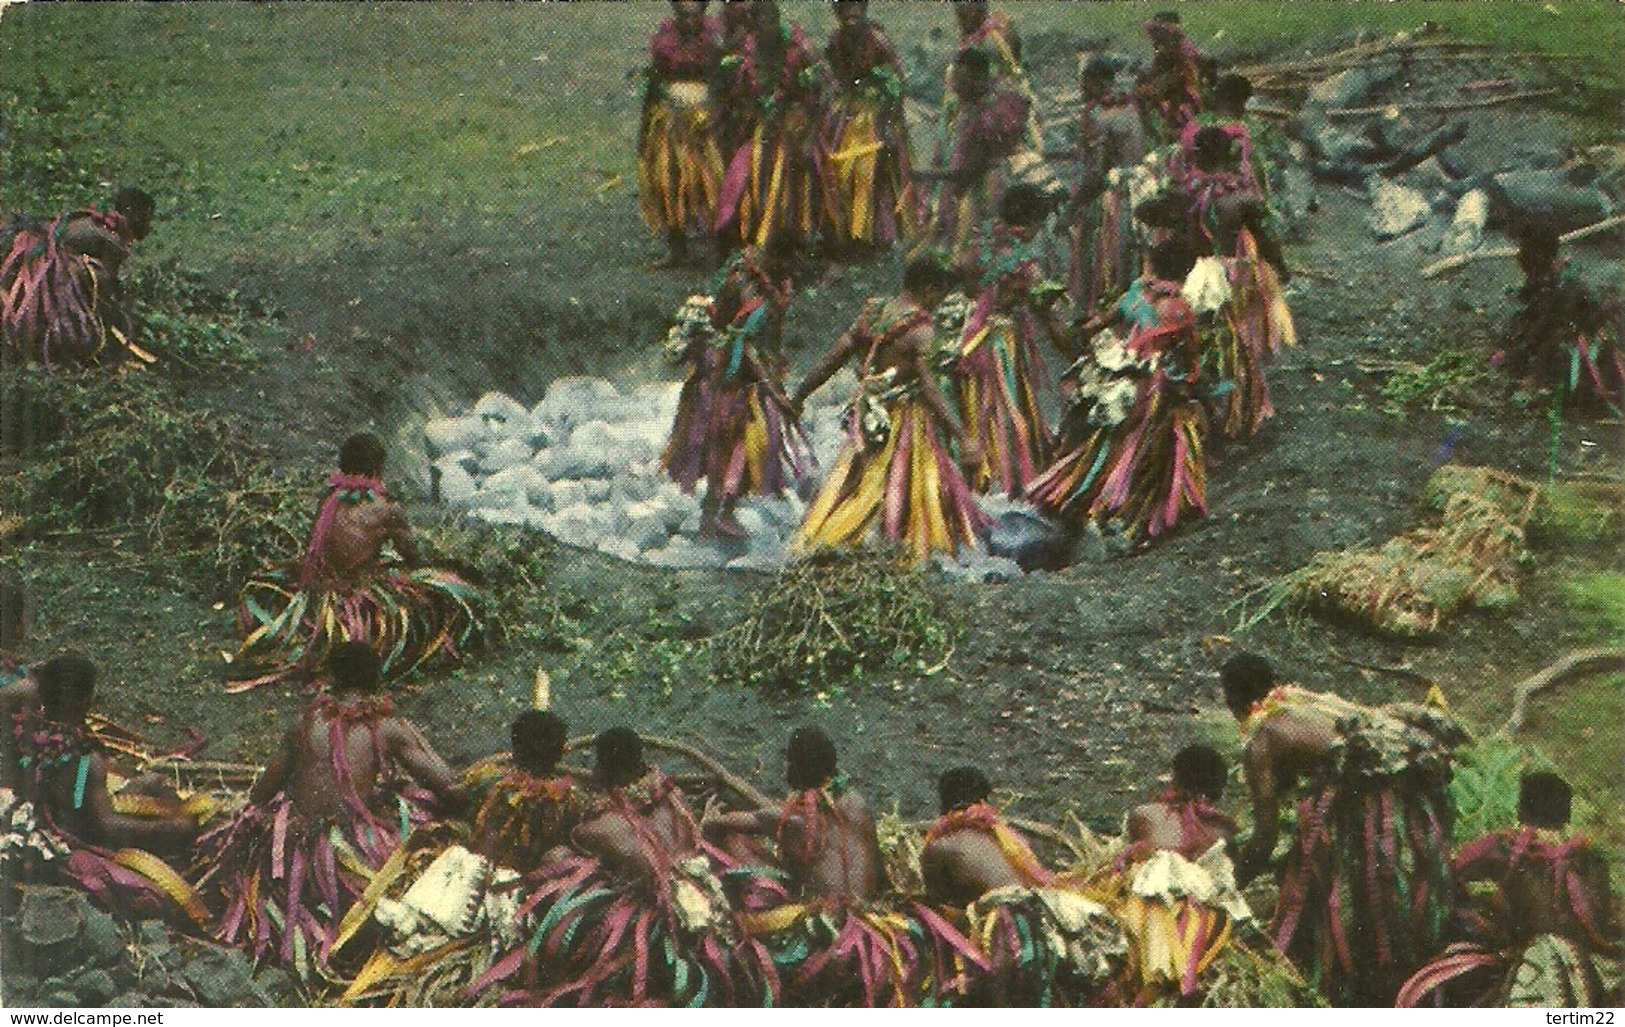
658,82,1296,566
638,0,921,264
4,610,1615,1007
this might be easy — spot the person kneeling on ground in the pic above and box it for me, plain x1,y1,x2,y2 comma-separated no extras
1400,771,1620,1007
923,765,1128,1006
1,186,155,368
1106,744,1251,1001
468,710,585,872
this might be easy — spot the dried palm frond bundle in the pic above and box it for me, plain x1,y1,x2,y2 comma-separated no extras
1197,941,1326,1008
875,809,926,897
1240,465,1542,638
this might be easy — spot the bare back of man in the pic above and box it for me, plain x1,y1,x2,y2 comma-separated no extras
1125,802,1230,858
1236,711,1340,879
572,783,699,891
317,497,418,588
36,749,194,858
778,789,885,902
1501,846,1615,941
921,829,1027,909
255,703,459,820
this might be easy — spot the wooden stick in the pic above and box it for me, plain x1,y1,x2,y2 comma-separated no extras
1241,37,1497,78
1504,647,1623,733
142,758,265,785
565,733,774,809
1255,50,1577,83
1328,87,1558,118
1423,214,1625,278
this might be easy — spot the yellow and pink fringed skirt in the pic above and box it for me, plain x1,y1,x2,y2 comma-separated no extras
1204,229,1296,439
230,565,486,692
823,98,921,249
795,399,989,564
638,86,725,237
718,119,830,251
1028,379,1208,544
955,313,1052,497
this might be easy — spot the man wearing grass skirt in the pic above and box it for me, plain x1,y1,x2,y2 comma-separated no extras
233,433,486,690
1223,653,1465,1006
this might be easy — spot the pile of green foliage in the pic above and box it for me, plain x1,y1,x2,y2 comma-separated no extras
414,514,553,645
1381,347,1496,417
0,365,310,598
713,547,956,692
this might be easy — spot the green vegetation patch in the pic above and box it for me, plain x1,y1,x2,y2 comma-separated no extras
415,516,554,648
714,548,957,693
1562,572,1625,645
1532,482,1622,548
1381,347,1498,417
124,261,271,378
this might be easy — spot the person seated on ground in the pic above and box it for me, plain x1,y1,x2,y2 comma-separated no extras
921,765,1054,908
0,574,39,791
702,726,885,903
928,47,1035,259
14,654,197,859
1400,772,1619,1007
1122,744,1236,864
1109,744,1249,1002
702,727,929,1006
194,643,465,968
569,726,701,890
8,654,206,928
1222,651,1464,1006
1503,224,1623,411
1,186,155,367
790,253,989,563
924,765,1128,1006
480,725,770,1007
233,432,485,689
468,709,584,872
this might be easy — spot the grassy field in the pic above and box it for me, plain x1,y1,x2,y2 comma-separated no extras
3,2,1620,271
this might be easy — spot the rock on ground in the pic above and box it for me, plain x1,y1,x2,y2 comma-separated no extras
425,374,1101,578
1367,178,1432,239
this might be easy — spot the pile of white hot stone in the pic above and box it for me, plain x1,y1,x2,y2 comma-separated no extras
421,375,1083,580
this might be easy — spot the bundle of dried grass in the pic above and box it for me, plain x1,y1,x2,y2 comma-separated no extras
1197,942,1327,1008
1239,466,1544,638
